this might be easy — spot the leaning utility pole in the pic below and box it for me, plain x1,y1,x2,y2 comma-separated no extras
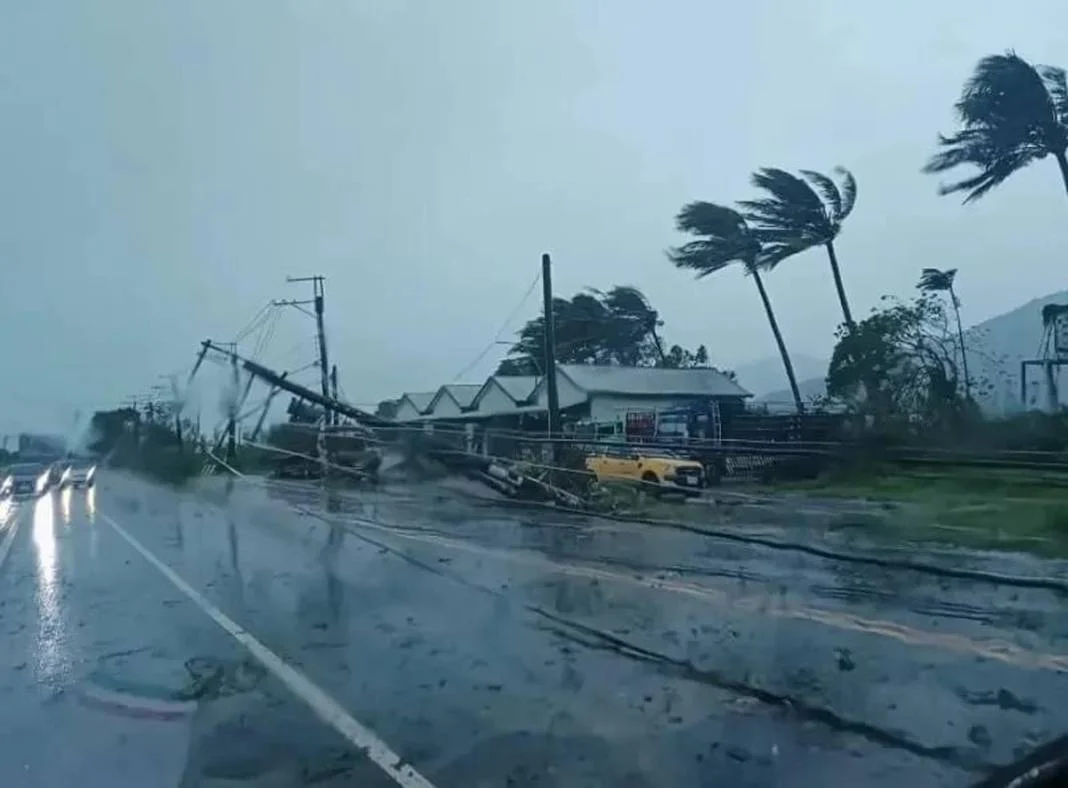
541,253,561,464
286,275,333,426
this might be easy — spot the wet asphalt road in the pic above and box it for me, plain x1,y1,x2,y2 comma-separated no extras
0,473,1066,786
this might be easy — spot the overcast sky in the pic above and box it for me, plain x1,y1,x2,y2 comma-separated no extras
4,1,1068,434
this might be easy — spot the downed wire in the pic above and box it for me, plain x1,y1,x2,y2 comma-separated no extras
238,441,1068,595
201,451,994,775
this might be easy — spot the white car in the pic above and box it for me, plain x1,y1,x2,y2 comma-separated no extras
62,461,97,489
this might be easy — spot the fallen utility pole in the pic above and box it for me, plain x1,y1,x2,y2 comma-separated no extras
198,340,387,428
249,373,287,442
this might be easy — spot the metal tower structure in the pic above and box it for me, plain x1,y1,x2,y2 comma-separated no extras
1019,303,1068,412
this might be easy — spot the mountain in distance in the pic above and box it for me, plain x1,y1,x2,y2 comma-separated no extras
732,353,827,399
754,289,1068,413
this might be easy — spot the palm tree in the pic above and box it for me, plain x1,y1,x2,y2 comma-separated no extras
669,201,805,413
917,267,971,399
594,285,667,364
738,167,858,328
924,52,1068,202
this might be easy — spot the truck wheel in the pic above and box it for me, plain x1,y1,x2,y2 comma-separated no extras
641,471,661,497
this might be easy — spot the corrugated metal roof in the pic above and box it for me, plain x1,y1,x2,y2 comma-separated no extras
493,375,539,403
401,391,436,413
436,383,482,409
421,403,547,421
557,364,751,398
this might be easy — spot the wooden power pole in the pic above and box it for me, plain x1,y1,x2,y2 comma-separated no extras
541,253,560,463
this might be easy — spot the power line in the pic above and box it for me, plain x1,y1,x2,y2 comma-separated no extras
251,307,281,361
452,271,541,381
233,303,272,344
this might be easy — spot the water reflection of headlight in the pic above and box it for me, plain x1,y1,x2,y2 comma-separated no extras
86,487,96,522
33,494,56,585
60,487,72,524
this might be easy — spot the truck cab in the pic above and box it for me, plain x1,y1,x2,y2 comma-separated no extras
584,445,705,496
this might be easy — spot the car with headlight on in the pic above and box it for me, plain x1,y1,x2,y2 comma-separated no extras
63,460,97,489
7,462,52,498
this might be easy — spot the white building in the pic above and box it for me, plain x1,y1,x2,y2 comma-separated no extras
531,364,750,424
394,365,750,430
393,391,436,422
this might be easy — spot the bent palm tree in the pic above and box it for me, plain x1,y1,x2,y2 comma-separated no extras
668,202,805,413
592,285,667,364
738,167,858,328
924,51,1068,202
917,267,971,399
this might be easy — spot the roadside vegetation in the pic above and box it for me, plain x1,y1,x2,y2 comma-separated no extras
93,51,1068,556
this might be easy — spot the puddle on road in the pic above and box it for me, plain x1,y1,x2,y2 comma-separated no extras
73,652,385,787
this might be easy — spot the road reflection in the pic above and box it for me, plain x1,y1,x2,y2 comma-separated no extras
86,486,96,523
60,487,72,524
33,492,67,681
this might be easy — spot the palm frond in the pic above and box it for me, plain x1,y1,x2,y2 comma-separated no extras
673,201,749,238
800,170,841,222
917,267,957,292
927,129,1046,201
925,51,1068,202
753,240,803,271
835,167,858,220
1038,64,1068,121
739,168,833,244
668,201,761,277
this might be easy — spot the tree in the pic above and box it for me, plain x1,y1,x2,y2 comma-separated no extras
826,294,976,434
924,52,1068,203
594,285,667,364
917,268,971,399
660,343,716,370
374,398,400,420
739,167,858,328
494,286,708,375
669,201,804,411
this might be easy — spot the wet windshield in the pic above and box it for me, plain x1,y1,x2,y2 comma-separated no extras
4,5,1068,788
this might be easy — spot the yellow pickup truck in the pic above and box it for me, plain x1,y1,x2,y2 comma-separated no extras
585,446,705,496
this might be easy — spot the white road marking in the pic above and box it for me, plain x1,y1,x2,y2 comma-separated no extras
100,512,438,788
0,503,28,573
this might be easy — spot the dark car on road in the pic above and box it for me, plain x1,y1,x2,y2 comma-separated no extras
6,462,52,498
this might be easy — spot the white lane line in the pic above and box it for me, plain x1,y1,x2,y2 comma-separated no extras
100,512,438,788
0,504,28,573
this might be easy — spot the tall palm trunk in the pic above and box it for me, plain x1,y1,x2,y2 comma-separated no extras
824,241,854,329
751,267,804,413
649,326,667,364
1055,151,1068,201
949,286,972,399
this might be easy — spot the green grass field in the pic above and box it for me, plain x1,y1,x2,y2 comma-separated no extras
753,466,1068,557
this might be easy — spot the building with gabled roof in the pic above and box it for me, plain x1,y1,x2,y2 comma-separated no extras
425,384,483,419
393,391,436,422
530,364,750,423
468,375,539,417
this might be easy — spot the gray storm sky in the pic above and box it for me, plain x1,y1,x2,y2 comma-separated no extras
3,0,1068,433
